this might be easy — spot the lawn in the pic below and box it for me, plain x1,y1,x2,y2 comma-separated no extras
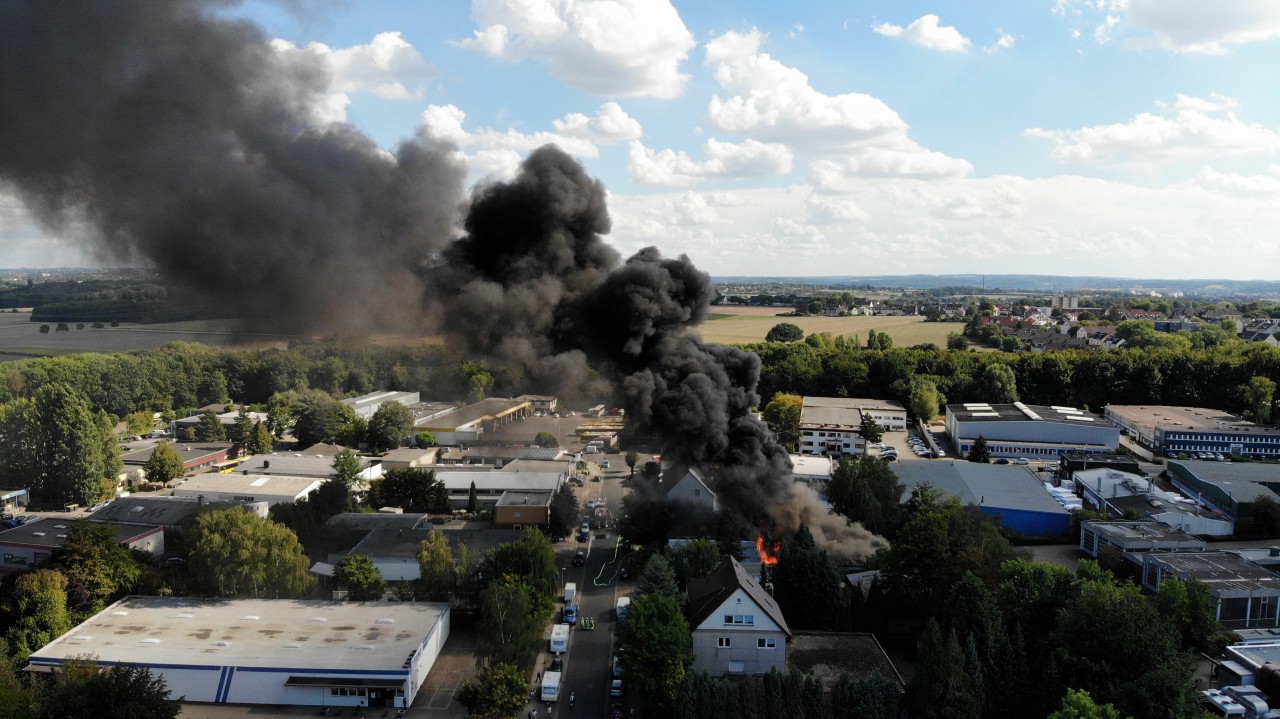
694,307,962,347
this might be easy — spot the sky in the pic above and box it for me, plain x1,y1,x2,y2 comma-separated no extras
3,0,1280,280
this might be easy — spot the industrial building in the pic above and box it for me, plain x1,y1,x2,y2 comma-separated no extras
433,470,564,508
341,391,420,419
1166,460,1280,522
493,491,553,528
169,410,268,439
1141,552,1280,629
944,402,1119,458
27,596,450,708
1079,520,1207,566
1,519,163,573
411,397,532,446
237,452,381,481
172,474,322,507
1076,467,1233,535
892,461,1071,537
788,454,834,485
89,496,236,530
122,442,234,478
1105,404,1280,458
798,396,907,457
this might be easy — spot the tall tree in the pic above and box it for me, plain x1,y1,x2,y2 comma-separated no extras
483,528,559,612
333,554,386,601
533,431,559,448
476,575,543,670
906,376,944,421
549,483,577,537
187,507,315,598
5,569,72,662
772,525,843,630
618,593,693,716
367,400,414,451
194,410,226,442
905,619,980,719
1246,375,1277,424
625,449,640,478
765,323,804,343
858,411,884,444
248,419,274,455
967,436,991,463
827,454,903,535
636,554,679,598
979,363,1019,404
1046,689,1127,719
454,662,527,719
330,448,362,486
228,405,252,454
56,521,143,617
143,442,185,486
762,392,803,452
367,468,448,513
417,529,457,602
124,410,154,437
0,384,118,508
667,539,720,591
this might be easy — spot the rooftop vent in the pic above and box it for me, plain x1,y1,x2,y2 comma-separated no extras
241,615,260,621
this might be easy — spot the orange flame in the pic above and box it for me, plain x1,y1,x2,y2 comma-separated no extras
755,535,780,566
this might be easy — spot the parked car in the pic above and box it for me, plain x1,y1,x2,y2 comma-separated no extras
549,657,563,672
601,459,610,469
573,550,586,566
563,605,578,625
611,679,623,697
609,703,624,719
1015,458,1030,465
994,458,1010,465
578,529,590,542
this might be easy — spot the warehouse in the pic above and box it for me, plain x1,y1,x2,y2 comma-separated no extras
433,470,564,507
1166,460,1280,522
172,474,322,507
892,461,1071,537
412,397,532,446
1141,552,1280,629
945,402,1118,458
341,391,420,419
27,596,450,708
1079,520,1206,566
1105,404,1280,458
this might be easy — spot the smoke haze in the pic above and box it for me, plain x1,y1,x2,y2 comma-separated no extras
0,0,886,558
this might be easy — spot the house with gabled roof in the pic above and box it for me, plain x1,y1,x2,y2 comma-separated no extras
685,557,791,676
662,467,717,513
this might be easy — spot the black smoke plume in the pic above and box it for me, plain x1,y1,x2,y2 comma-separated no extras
0,1,887,558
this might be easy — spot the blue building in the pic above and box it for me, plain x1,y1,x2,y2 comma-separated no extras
893,461,1071,537
945,402,1119,458
1105,405,1280,459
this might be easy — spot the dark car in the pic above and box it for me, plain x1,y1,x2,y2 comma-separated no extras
619,565,631,579
563,604,578,624
993,458,1010,465
549,657,563,672
573,550,586,566
578,529,590,542
609,703,624,719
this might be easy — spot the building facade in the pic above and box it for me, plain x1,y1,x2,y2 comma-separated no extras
685,558,790,677
945,402,1118,458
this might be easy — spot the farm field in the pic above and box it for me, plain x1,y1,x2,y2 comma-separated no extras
696,306,962,347
0,311,293,360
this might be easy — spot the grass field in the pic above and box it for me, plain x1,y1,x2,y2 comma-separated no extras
696,306,962,347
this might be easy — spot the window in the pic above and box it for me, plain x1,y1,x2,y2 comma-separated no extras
724,614,754,626
758,638,776,649
718,637,732,648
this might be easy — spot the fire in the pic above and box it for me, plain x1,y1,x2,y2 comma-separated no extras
755,535,780,566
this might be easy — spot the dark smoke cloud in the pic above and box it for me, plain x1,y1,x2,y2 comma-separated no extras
0,0,464,331
0,1,885,558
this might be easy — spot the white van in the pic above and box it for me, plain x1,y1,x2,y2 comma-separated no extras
550,623,570,654
564,582,577,603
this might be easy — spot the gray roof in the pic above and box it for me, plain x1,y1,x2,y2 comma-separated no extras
435,471,563,492
1170,460,1280,485
686,557,790,636
239,452,371,478
122,442,232,466
415,398,529,431
496,491,553,507
1147,552,1280,595
947,402,1101,425
1082,520,1206,546
1107,405,1280,436
892,461,1069,515
0,518,158,548
89,496,233,527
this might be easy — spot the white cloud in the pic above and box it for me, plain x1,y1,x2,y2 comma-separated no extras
1027,94,1280,165
459,0,695,98
605,173,1280,279
626,138,794,186
421,103,642,183
872,15,971,52
1055,0,1280,54
269,32,435,120
702,29,971,180
985,32,1016,53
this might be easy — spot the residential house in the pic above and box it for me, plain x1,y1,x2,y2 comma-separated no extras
663,467,717,513
685,557,791,677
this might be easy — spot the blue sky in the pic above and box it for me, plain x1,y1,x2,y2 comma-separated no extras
5,0,1280,279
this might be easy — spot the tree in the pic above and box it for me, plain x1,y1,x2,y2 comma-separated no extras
667,539,720,590
549,484,577,538
858,411,883,444
454,662,527,719
228,406,252,454
1246,375,1277,424
0,384,119,508
468,481,480,515
618,593,693,715
533,431,559,448
143,442,185,486
905,619,980,719
56,521,143,617
198,370,230,406
827,454,903,535
248,420,274,455
334,555,386,601
187,507,315,598
483,528,559,611
867,328,893,350
906,376,944,421
1046,689,1127,719
291,390,349,446
194,410,226,442
636,554,679,598
979,363,1019,403
331,448,362,486
765,323,804,343
367,400,414,451
967,436,991,463
476,575,544,670
762,392,803,451
417,529,457,602
124,411,154,437
771,525,843,630
36,659,182,719
367,468,448,513
415,431,437,448
625,449,640,478
946,333,967,350
4,569,72,662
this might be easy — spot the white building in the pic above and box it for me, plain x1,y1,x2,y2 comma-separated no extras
27,597,450,709
433,471,564,507
788,454,834,485
797,397,907,458
663,467,718,513
685,557,790,677
173,474,322,507
341,391,421,419
238,453,381,481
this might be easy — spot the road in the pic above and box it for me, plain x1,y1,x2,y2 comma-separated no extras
550,457,633,719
